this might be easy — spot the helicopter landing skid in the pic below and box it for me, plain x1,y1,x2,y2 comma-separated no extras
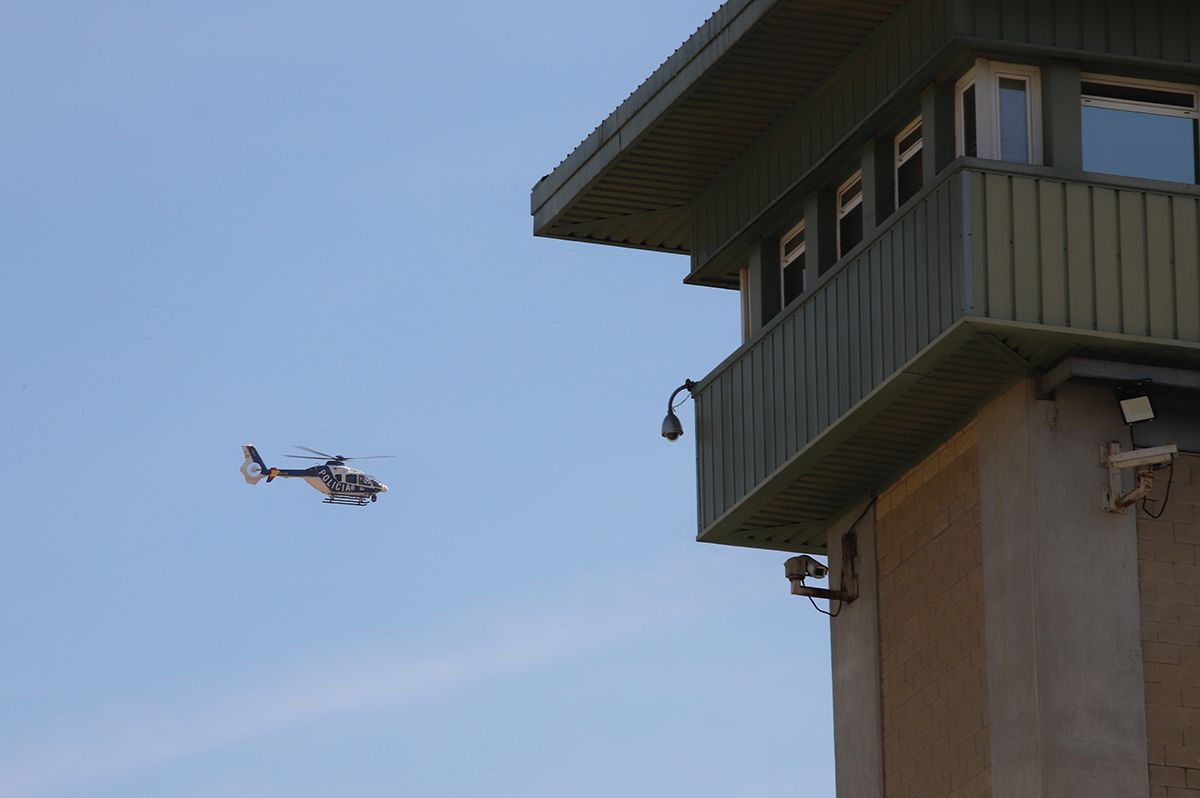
323,494,371,506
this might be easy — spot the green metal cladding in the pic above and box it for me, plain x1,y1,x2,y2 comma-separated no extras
691,0,955,276
691,0,1200,283
533,0,1200,551
694,163,1200,551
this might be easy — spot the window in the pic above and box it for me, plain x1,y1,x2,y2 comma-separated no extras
997,76,1031,162
837,172,864,258
956,60,1041,164
960,83,978,157
780,220,806,305
895,117,924,206
1081,75,1199,184
346,474,358,484
739,266,751,342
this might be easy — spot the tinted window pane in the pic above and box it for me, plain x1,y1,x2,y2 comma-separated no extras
1082,81,1194,109
898,124,922,154
782,228,804,262
838,205,863,258
1083,106,1197,183
998,78,1029,163
839,178,863,207
783,252,806,304
897,149,923,205
962,84,977,157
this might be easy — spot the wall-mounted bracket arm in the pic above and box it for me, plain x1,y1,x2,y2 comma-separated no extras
786,529,859,604
1101,441,1177,513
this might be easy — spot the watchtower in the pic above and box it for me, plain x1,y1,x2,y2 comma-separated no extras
533,2,1200,796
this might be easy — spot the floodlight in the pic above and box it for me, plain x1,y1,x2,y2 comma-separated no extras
1115,379,1155,425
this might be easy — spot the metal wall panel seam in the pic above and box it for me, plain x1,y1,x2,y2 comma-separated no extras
1012,176,1041,324
916,201,932,347
973,171,989,315
692,0,953,273
955,172,971,317
878,242,888,386
1095,188,1122,333
1118,191,1146,335
837,272,850,419
850,255,863,406
697,393,709,532
881,229,896,375
985,173,1014,319
1109,0,1136,56
722,372,735,523
776,320,788,468
1190,0,1200,61
905,203,919,353
1038,180,1067,326
1146,194,1173,339
1174,198,1200,341
760,330,773,478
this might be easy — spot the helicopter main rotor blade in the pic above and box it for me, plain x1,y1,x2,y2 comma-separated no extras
284,455,329,460
294,445,339,459
342,455,397,461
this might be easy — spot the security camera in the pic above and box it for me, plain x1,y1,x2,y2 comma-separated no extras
1106,444,1177,471
661,411,684,441
660,379,696,443
1102,442,1179,513
784,530,861,607
784,554,828,582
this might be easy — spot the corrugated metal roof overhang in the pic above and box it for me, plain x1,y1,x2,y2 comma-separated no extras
700,319,1200,554
531,0,909,255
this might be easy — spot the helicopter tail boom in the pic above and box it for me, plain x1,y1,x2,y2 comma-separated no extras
240,444,268,484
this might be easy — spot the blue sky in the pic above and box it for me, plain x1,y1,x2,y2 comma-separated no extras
0,3,834,796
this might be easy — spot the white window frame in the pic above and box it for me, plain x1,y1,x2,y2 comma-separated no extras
836,171,864,259
894,116,924,207
956,73,979,157
1081,73,1200,119
1080,74,1200,184
955,59,1043,165
739,266,751,343
779,219,807,303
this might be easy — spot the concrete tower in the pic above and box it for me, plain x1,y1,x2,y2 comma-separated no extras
533,2,1200,795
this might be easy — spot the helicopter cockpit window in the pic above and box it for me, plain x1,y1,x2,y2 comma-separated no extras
346,474,358,484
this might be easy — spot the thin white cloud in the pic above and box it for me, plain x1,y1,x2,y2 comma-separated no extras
0,554,759,797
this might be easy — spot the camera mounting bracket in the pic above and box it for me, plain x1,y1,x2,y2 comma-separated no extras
786,529,859,604
1101,441,1177,513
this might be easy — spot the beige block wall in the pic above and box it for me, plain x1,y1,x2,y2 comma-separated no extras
1140,454,1200,797
876,422,991,798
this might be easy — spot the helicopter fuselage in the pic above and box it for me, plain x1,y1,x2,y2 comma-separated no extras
241,445,389,505
302,463,387,498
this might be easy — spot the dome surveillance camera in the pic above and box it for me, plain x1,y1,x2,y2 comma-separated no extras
661,410,684,441
660,379,696,443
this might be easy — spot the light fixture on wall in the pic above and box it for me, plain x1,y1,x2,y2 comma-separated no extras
1102,377,1181,514
661,379,696,441
1115,379,1156,425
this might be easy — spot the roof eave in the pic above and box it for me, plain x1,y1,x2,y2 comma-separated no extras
530,0,777,235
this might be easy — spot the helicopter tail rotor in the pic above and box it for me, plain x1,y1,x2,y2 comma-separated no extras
241,444,268,485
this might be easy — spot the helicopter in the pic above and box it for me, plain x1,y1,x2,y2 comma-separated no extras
240,444,392,505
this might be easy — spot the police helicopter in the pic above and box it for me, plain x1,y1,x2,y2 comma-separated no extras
240,444,391,505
